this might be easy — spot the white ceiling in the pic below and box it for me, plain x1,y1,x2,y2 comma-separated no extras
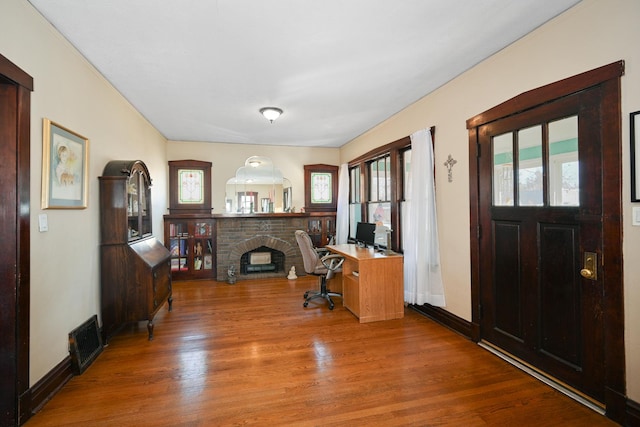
28,0,581,148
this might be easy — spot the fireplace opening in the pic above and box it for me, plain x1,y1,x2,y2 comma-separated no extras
241,246,285,275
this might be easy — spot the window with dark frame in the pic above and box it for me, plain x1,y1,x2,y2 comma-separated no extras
367,155,391,246
347,132,424,252
346,128,433,252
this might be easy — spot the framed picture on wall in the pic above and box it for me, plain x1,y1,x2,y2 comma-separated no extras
41,118,90,209
632,110,640,202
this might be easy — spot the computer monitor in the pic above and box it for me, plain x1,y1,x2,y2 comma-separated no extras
355,222,376,248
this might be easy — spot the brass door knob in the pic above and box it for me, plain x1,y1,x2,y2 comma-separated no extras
580,268,594,279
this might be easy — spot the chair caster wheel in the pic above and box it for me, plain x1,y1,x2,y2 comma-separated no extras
304,292,309,298
303,302,308,307
329,305,334,310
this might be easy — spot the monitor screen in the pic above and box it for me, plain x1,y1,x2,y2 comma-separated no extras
355,222,376,247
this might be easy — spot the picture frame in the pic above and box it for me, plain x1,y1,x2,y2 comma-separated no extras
41,118,89,209
632,111,640,202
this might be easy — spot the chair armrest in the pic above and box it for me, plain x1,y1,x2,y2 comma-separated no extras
320,253,344,271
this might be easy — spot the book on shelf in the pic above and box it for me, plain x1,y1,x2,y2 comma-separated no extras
170,223,188,237
169,240,180,257
194,258,203,270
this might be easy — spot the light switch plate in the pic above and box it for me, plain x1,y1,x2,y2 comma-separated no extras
38,213,48,232
633,206,640,226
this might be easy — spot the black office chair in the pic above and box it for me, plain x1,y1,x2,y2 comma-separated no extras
295,230,344,310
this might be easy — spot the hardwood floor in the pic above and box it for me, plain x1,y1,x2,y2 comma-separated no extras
26,277,615,426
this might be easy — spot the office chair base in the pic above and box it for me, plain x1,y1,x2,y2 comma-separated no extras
303,291,342,310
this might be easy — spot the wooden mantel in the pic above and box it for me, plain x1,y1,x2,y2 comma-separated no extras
212,212,320,219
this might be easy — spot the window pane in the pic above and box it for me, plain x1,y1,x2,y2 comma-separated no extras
384,157,391,201
368,202,391,247
403,149,411,200
377,160,381,200
548,116,579,206
350,166,360,203
517,125,543,206
369,202,390,226
349,203,362,240
369,156,390,202
493,132,514,206
368,162,379,201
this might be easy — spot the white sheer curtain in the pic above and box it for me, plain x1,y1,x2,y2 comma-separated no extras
403,128,446,306
335,163,350,244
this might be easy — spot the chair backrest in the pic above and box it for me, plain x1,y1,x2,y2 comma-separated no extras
295,230,320,274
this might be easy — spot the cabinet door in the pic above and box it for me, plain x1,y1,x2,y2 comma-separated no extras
127,168,152,241
164,217,216,280
307,216,336,247
127,172,140,239
325,217,335,244
307,219,322,247
192,220,215,276
167,220,189,274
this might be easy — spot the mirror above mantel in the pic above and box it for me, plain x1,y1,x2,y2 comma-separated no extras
225,156,292,214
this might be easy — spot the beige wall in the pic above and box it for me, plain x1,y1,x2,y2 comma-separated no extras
1,0,169,384
166,141,340,212
341,0,640,401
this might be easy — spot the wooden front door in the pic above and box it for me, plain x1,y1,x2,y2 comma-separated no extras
0,54,33,426
469,62,625,419
478,86,605,401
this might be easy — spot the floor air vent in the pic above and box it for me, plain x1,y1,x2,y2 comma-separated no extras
69,315,104,375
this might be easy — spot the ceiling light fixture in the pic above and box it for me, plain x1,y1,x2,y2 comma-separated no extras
259,107,283,123
247,155,262,167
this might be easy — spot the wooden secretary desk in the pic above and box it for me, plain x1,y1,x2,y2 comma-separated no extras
99,160,172,342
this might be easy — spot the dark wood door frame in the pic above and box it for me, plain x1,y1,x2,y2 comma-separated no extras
0,53,33,426
467,61,625,423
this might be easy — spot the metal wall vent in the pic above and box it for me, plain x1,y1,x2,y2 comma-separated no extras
68,315,104,375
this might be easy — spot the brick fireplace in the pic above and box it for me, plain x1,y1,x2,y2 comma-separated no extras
215,214,308,281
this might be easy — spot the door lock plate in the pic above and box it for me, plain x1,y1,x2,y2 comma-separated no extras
580,252,597,280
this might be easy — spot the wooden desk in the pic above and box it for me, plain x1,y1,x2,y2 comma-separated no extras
326,244,404,323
